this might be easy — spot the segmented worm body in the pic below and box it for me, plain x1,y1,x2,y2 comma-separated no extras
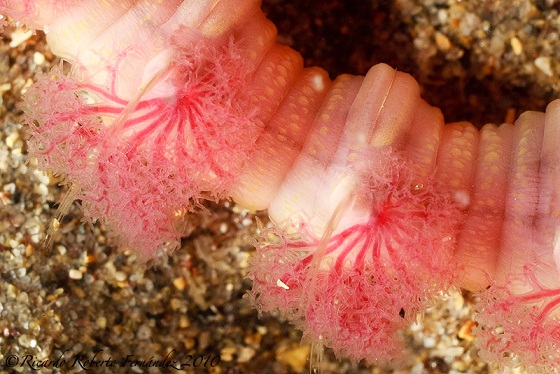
2,0,559,370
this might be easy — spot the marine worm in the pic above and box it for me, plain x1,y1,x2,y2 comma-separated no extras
1,0,559,370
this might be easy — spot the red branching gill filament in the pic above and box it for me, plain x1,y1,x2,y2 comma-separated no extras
2,0,560,371
249,151,461,362
24,32,257,260
475,263,560,369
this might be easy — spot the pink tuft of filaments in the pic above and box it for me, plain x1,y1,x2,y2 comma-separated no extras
249,150,462,362
475,263,560,371
25,30,258,260
0,0,66,31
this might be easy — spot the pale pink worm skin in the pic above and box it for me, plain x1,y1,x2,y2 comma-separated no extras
2,0,560,369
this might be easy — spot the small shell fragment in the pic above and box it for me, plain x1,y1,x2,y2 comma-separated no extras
277,279,290,290
458,319,477,342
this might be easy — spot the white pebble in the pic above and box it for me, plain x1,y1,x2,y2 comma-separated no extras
35,183,48,196
56,245,67,255
437,9,448,23
435,32,451,51
510,37,522,55
96,316,107,329
33,51,45,65
0,82,11,94
535,56,553,77
5,132,19,149
32,169,50,184
424,336,436,348
136,324,152,340
237,346,256,363
69,269,83,280
9,29,33,48
3,182,15,195
219,222,228,233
